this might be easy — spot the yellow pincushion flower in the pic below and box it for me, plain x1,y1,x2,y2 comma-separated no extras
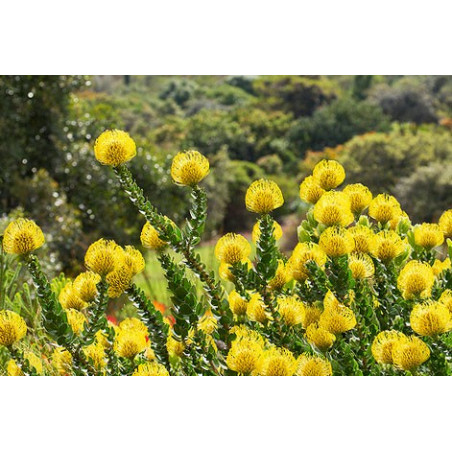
2,218,45,255
226,332,265,375
389,210,410,231
439,289,452,313
439,209,452,238
0,310,27,346
397,260,435,300
114,329,147,359
198,310,217,334
171,150,210,186
133,362,169,376
52,348,73,375
392,336,430,371
410,302,452,337
66,309,87,336
342,183,373,215
371,330,407,365
245,179,284,214
167,335,185,358
59,282,87,311
413,223,444,249
296,353,333,376
73,272,101,303
313,191,354,227
301,305,322,329
140,222,167,250
123,246,145,275
432,258,451,277
256,347,298,376
252,219,283,243
83,342,107,370
268,259,292,290
214,233,251,264
299,175,325,204
370,230,407,262
228,291,249,316
94,129,136,166
319,292,356,334
85,239,123,276
305,323,336,351
312,160,345,190
7,352,43,376
246,293,271,324
277,296,305,327
319,226,354,257
348,225,375,254
348,253,375,280
106,263,135,298
368,194,402,224
289,242,327,281
218,259,253,282
119,317,148,336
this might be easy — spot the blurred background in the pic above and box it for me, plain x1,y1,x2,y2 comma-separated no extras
1,75,451,311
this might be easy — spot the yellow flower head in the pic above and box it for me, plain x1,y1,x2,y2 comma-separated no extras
301,305,322,329
299,175,325,204
85,239,123,276
268,259,293,290
439,209,452,238
214,233,251,264
319,292,356,334
7,352,43,376
133,362,169,376
348,225,375,254
0,310,27,346
348,253,375,280
171,150,210,186
312,160,345,190
313,191,354,227
370,230,407,262
198,310,217,334
167,335,185,358
2,218,45,255
94,129,136,166
252,219,283,243
296,353,333,376
410,301,452,337
218,259,253,282
140,222,167,250
114,329,147,359
227,332,265,375
119,317,148,336
432,258,451,277
66,309,87,336
73,272,101,303
245,179,284,214
392,336,430,371
52,348,73,375
256,347,298,376
397,260,435,300
83,342,107,370
106,262,135,298
389,210,410,231
369,194,402,224
413,223,444,249
305,323,336,351
371,330,407,365
342,183,373,215
228,290,249,316
123,246,145,275
59,282,87,311
319,226,354,257
439,289,452,313
246,293,271,324
289,242,327,281
277,296,305,327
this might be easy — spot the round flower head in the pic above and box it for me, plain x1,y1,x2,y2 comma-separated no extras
397,260,435,300
368,194,402,224
252,219,283,243
296,353,333,376
218,259,253,282
59,282,87,311
227,331,265,375
0,310,27,346
370,230,407,262
268,259,293,290
313,191,354,227
305,323,336,351
432,258,451,277
257,347,298,376
198,310,217,335
114,329,147,359
371,330,407,365
245,179,284,214
392,336,430,371
277,295,305,327
348,253,375,280
246,293,271,324
85,239,123,276
123,246,145,275
312,160,345,190
66,309,87,336
342,183,373,215
140,222,167,250
214,233,251,264
7,351,43,376
389,210,410,231
228,290,249,316
348,225,375,254
119,317,148,336
2,218,45,255
167,335,185,358
439,289,452,313
106,262,135,298
319,292,356,334
410,302,452,337
413,223,444,249
171,150,209,186
52,348,73,375
83,342,107,371
319,227,354,258
289,242,327,281
439,209,452,238
73,272,101,303
133,362,169,376
94,129,136,166
301,305,322,329
299,176,325,204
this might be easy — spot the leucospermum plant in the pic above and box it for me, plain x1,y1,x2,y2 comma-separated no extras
1,128,452,376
